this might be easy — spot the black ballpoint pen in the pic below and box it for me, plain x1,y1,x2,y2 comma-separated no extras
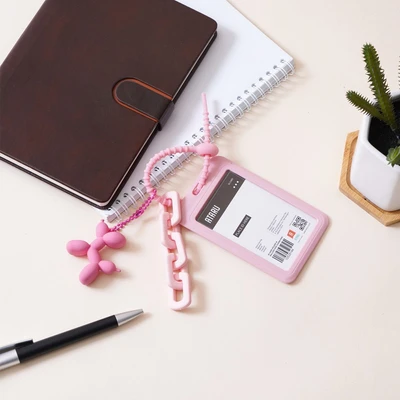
0,309,143,371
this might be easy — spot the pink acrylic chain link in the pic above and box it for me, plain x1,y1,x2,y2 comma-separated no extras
159,191,191,310
141,94,218,310
67,94,218,311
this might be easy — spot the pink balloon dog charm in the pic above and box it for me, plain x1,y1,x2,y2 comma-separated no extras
66,220,126,285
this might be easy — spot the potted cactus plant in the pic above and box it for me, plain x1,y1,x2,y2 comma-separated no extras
346,43,400,211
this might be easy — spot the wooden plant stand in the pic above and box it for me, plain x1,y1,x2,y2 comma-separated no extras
339,131,400,226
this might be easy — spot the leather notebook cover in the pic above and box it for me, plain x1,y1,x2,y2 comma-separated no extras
0,0,217,208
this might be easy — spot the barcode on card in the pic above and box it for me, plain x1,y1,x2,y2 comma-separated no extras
292,216,308,231
272,238,294,263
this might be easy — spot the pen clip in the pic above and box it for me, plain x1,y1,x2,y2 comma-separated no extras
0,340,33,354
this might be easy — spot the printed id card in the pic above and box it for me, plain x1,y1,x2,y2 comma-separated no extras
181,157,328,283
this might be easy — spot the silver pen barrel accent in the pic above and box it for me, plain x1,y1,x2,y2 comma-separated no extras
0,349,20,371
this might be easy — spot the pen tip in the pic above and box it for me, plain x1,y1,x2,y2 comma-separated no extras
116,309,144,326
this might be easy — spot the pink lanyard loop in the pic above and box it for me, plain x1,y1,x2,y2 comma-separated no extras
112,93,218,230
105,94,217,232
143,93,218,199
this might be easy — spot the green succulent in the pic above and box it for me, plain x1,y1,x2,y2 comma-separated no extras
387,147,400,166
346,44,400,167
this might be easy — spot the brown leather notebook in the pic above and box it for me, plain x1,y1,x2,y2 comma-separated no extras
0,0,217,208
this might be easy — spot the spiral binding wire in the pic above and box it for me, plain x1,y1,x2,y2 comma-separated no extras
107,59,295,222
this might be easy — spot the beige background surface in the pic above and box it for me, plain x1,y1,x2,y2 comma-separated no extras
0,0,399,399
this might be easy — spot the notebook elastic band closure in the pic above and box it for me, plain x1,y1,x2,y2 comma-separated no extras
113,79,174,129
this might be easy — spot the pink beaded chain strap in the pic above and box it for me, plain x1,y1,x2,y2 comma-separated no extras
67,94,219,297
143,93,218,198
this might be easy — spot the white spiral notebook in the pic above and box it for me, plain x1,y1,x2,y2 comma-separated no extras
101,0,294,222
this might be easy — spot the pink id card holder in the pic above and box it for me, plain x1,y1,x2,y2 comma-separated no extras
181,157,329,283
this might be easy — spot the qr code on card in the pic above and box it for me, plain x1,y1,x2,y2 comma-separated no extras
292,216,308,231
